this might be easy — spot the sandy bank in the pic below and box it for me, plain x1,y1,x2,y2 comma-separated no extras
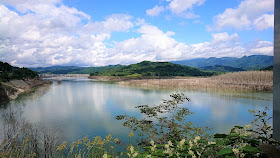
88,76,176,81
117,71,273,92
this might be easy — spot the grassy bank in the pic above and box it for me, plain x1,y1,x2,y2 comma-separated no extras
117,71,273,92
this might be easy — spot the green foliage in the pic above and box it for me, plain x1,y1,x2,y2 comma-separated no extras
92,61,216,77
248,107,278,145
116,93,277,158
0,61,38,82
200,65,245,73
116,93,212,150
172,55,273,71
260,66,273,71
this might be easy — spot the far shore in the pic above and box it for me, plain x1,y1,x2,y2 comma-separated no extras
89,71,273,92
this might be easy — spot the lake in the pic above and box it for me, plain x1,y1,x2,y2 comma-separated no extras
0,77,273,144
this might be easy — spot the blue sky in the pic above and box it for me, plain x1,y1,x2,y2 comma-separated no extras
0,0,274,67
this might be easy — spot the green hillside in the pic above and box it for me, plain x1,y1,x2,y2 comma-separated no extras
0,61,38,82
260,66,273,71
30,65,122,74
171,55,273,70
200,65,245,72
90,61,216,77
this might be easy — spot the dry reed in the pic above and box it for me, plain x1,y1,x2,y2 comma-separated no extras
117,71,273,92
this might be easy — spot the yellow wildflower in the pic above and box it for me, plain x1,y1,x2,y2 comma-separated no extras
179,139,185,145
232,148,239,155
194,136,201,144
77,139,82,144
188,150,195,156
130,145,134,153
208,141,216,145
56,141,67,151
83,136,89,143
164,148,173,156
128,130,134,138
86,141,91,147
189,140,193,149
245,124,252,128
70,141,77,151
114,138,119,143
197,151,201,157
150,140,155,146
106,134,113,142
179,139,185,149
132,152,138,157
103,153,107,158
168,140,173,146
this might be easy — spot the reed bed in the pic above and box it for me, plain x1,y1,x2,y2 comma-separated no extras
118,71,273,92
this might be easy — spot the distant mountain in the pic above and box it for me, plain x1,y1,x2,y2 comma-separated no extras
91,61,216,77
29,65,122,74
200,65,245,72
171,55,273,70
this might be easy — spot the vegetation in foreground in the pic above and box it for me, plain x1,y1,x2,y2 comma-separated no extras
1,93,279,157
118,70,273,92
90,61,215,77
0,61,38,82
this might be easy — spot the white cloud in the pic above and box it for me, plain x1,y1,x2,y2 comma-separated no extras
209,0,274,31
83,14,134,34
211,32,239,43
253,14,274,30
146,5,165,16
146,0,205,19
168,0,205,15
249,40,273,55
0,1,273,67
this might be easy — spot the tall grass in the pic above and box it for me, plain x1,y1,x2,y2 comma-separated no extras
118,71,273,92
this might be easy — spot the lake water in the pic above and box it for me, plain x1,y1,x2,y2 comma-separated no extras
0,77,273,144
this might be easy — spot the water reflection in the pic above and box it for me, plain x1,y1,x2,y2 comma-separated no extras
0,78,273,142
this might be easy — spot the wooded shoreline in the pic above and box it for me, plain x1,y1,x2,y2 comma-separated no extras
0,78,52,105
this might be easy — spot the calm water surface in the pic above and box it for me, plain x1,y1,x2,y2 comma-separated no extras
0,77,273,143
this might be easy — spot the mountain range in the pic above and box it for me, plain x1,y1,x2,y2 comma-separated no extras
171,55,273,70
29,55,273,74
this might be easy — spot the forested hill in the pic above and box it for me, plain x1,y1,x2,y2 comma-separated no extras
200,65,245,72
90,61,216,77
171,55,273,70
0,61,38,82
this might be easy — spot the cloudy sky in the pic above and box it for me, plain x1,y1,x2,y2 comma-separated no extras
0,0,274,67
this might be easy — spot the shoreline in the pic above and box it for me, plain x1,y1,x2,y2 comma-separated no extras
88,75,190,81
0,78,52,105
89,71,273,92
117,78,273,92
